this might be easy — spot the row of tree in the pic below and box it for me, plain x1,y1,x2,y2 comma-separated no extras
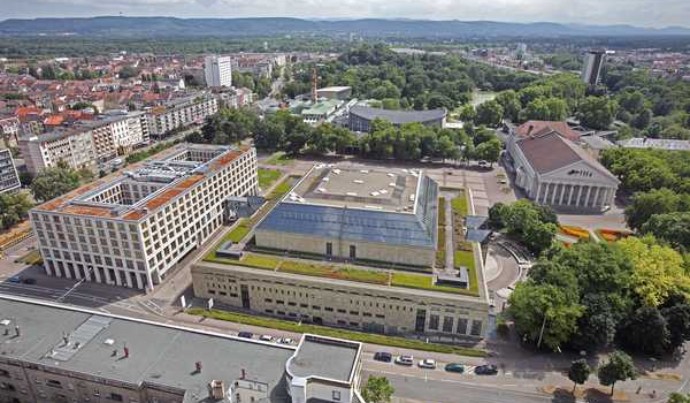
189,107,504,164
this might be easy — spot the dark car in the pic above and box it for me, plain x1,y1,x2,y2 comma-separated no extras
444,363,465,373
237,332,254,339
8,276,22,283
373,352,392,363
21,278,36,285
475,364,498,375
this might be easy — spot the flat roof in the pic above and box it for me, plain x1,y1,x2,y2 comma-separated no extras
291,166,419,213
32,144,250,221
287,335,360,383
349,105,446,125
0,296,293,402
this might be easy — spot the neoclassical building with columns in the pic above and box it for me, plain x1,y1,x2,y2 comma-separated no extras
506,129,620,211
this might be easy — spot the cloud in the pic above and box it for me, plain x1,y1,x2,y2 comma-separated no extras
3,0,689,28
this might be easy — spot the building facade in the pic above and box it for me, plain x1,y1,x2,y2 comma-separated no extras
192,262,489,338
348,106,446,133
0,148,20,194
146,95,218,138
582,49,606,86
507,129,620,211
0,297,362,403
204,55,233,88
30,144,258,290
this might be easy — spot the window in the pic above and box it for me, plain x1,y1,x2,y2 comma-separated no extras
332,390,342,401
456,318,468,335
443,317,454,333
429,314,439,330
326,242,333,256
108,393,123,402
46,379,62,388
470,320,483,336
349,245,356,259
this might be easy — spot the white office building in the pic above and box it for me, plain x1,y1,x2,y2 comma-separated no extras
0,147,20,193
205,55,233,88
30,144,258,290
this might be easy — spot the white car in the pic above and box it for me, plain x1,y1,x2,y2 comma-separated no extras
418,359,437,369
259,335,273,342
278,337,294,345
394,355,414,366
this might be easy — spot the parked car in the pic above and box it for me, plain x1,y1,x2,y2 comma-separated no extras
394,355,414,366
8,276,22,283
444,363,465,373
21,278,36,285
475,364,498,375
418,359,437,369
373,352,392,363
259,335,273,342
277,337,294,345
237,331,253,339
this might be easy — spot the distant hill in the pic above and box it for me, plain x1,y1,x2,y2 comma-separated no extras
0,16,689,38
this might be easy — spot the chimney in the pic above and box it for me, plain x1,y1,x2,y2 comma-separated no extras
208,380,226,400
123,346,129,358
14,326,20,337
195,361,203,373
527,124,534,136
241,368,246,380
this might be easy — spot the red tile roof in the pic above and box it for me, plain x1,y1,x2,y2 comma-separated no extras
516,121,581,142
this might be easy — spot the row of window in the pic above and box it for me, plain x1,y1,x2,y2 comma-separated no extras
429,314,482,336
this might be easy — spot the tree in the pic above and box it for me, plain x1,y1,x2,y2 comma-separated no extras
668,393,690,403
361,376,394,403
568,359,591,392
617,306,670,356
475,100,504,127
473,138,501,166
661,295,690,351
458,104,476,123
495,90,522,122
578,96,617,130
641,211,690,251
509,282,583,351
597,350,636,396
30,162,82,202
617,236,689,307
118,65,139,79
0,192,33,230
624,188,686,231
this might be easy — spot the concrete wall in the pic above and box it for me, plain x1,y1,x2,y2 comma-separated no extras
254,230,434,268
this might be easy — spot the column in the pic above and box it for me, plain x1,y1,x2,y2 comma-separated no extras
550,184,558,205
535,182,542,202
594,187,602,209
567,185,575,206
558,184,567,205
608,187,616,206
575,186,585,207
585,187,593,208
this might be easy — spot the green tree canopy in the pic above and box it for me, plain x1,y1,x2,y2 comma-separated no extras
597,351,636,396
361,376,394,403
568,359,591,392
30,162,84,202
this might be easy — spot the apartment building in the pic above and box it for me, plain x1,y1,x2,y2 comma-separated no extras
146,95,218,138
30,144,258,290
204,55,233,88
19,112,149,175
0,148,21,193
0,296,364,403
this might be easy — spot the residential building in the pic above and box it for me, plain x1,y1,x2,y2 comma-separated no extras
582,49,607,86
0,147,21,193
0,296,364,403
146,95,218,138
348,106,446,133
30,144,258,290
506,122,620,211
204,55,233,88
0,116,20,146
618,137,690,151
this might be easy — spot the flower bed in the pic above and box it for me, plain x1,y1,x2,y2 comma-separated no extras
596,228,633,243
559,225,590,240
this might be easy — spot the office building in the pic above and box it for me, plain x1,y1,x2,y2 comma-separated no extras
506,121,620,210
316,86,352,101
0,296,364,403
582,49,606,87
0,147,21,194
30,144,258,290
146,95,218,138
205,55,233,88
256,166,438,267
348,106,446,133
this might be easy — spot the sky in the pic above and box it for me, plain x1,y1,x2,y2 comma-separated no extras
2,0,689,28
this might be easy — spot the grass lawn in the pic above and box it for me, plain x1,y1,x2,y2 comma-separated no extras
454,251,479,295
258,168,281,189
188,307,486,357
267,179,293,200
265,151,294,166
18,249,43,265
451,192,468,217
436,197,446,268
279,260,389,285
238,254,280,270
227,220,251,243
391,272,479,297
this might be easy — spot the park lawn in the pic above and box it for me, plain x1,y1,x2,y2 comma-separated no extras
265,151,294,166
258,168,282,189
227,220,251,243
188,307,486,357
279,260,389,285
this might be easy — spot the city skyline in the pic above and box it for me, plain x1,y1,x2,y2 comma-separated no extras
2,0,690,29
